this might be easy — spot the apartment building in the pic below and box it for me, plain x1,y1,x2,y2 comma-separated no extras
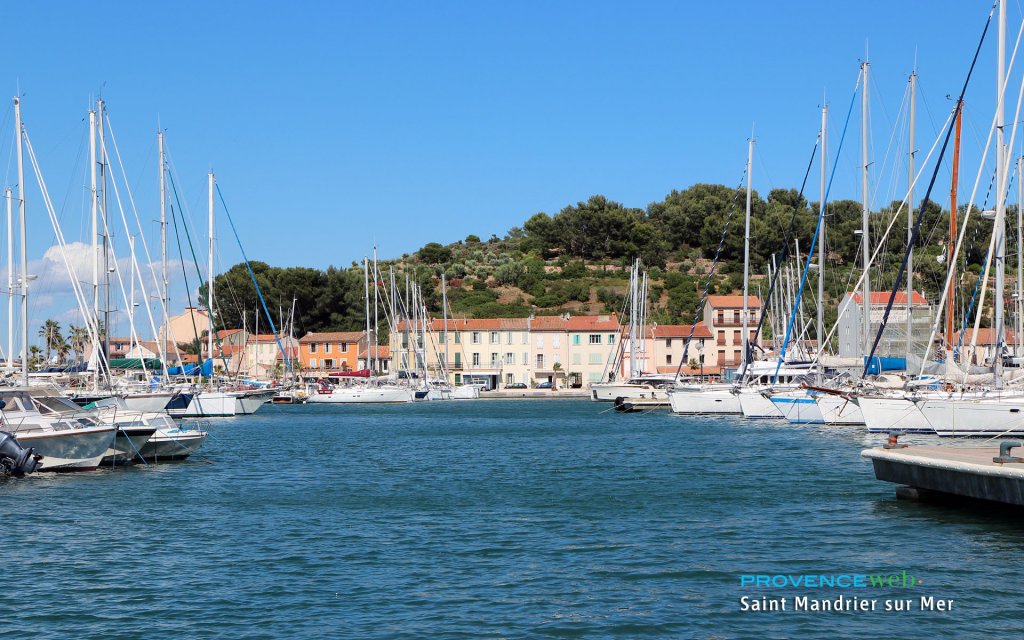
704,295,761,369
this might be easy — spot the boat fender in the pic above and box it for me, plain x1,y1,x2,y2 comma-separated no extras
994,441,1024,464
0,431,43,477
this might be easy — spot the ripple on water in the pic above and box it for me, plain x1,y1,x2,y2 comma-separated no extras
3,400,1023,638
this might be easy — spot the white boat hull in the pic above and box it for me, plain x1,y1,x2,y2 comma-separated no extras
814,394,865,425
591,382,669,402
737,387,784,418
101,426,156,466
307,386,415,404
452,385,482,399
14,426,117,471
769,391,824,424
121,392,175,413
139,426,208,461
182,391,237,417
917,395,1024,437
231,389,275,415
857,396,933,434
669,386,741,414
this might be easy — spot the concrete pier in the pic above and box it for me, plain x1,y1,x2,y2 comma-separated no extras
862,445,1024,506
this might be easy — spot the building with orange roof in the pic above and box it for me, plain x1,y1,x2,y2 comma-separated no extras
298,331,366,373
952,328,1017,366
704,295,762,369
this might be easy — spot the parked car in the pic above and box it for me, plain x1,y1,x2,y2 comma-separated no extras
505,383,527,389
536,381,552,389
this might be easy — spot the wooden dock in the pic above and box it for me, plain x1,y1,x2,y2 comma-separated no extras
862,444,1024,506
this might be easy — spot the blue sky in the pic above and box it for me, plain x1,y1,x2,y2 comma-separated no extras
0,1,1016,342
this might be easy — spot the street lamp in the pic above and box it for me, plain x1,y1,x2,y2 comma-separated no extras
696,340,705,382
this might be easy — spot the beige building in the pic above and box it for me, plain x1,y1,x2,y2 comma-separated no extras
161,307,210,345
704,295,761,369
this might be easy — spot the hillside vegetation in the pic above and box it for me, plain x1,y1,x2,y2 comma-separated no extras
211,184,1002,337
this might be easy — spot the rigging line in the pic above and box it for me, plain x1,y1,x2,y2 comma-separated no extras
774,72,862,383
169,202,202,370
745,132,820,378
865,1,994,377
671,171,747,381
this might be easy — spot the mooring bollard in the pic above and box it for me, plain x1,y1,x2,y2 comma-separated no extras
883,432,908,449
993,441,1024,464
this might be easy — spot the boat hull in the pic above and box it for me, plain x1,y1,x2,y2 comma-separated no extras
668,386,741,414
138,428,208,461
121,392,175,413
814,394,865,425
737,388,784,418
101,426,157,466
14,426,117,471
306,386,415,404
231,389,275,415
917,396,1024,437
591,382,669,402
181,392,237,417
857,396,934,434
769,391,825,424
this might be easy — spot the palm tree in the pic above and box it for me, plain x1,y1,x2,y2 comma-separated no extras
54,335,71,364
28,345,43,370
38,319,62,364
69,324,90,361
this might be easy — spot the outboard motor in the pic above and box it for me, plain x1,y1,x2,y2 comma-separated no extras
0,431,42,477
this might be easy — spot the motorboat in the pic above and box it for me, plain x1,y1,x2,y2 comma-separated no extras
0,389,115,471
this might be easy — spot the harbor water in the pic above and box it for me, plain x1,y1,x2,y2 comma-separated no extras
4,399,1023,638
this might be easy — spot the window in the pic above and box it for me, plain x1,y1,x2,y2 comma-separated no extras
325,343,332,353
324,359,334,369
718,349,725,362
505,373,514,385
716,311,724,324
608,334,615,344
733,310,740,324
733,349,741,362
506,332,513,345
490,353,499,367
505,352,514,365
309,343,317,354
666,354,673,365
490,331,499,344
340,342,348,353
572,334,581,346
521,333,528,344
589,334,601,345
472,352,481,366
535,334,544,348
310,358,318,368
553,335,561,348
588,353,602,365
732,330,740,344
553,354,562,365
666,338,673,348
587,372,602,382
699,354,705,364
454,332,461,344
572,353,581,365
454,352,462,367
472,332,481,345
536,354,545,369
455,373,462,384
521,352,528,365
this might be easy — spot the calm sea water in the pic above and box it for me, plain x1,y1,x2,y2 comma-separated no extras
3,399,1023,638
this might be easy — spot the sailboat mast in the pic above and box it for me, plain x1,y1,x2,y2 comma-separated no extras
89,109,99,383
98,100,110,373
207,171,215,386
818,105,828,361
442,272,449,378
861,61,872,360
5,188,12,372
629,261,637,378
1018,155,1023,355
906,71,916,360
364,256,371,371
995,0,1007,387
372,245,379,374
159,131,169,366
14,97,27,386
947,103,962,349
743,136,753,369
